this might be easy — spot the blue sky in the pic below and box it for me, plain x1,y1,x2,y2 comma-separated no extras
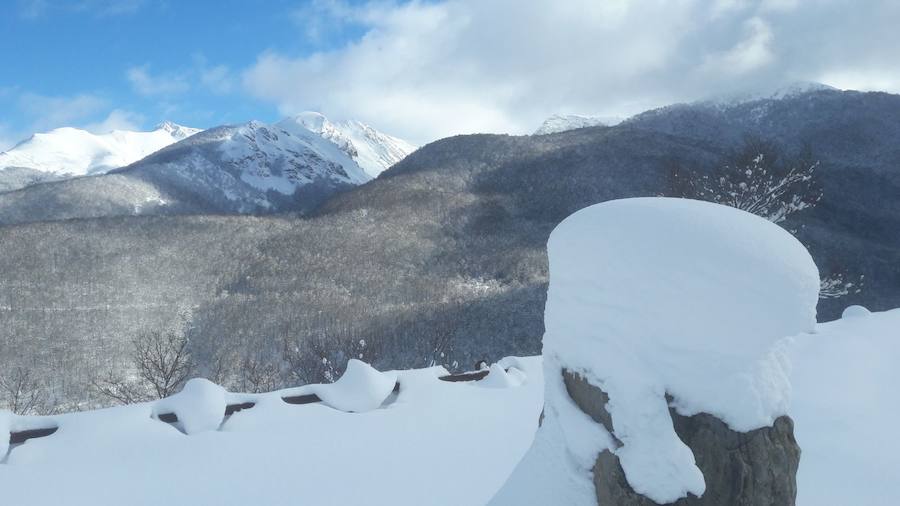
0,0,370,146
2,0,899,148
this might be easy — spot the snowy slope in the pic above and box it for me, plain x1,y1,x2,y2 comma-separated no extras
278,112,417,178
533,114,623,135
0,357,542,506
0,119,376,223
0,122,200,192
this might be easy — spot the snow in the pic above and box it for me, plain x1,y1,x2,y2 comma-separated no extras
152,378,227,435
789,308,900,506
533,114,623,135
278,112,417,178
313,359,397,412
0,357,543,506
0,409,10,458
494,197,819,504
0,122,201,178
217,120,370,192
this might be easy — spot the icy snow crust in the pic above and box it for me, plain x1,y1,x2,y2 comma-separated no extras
0,357,542,506
494,197,820,505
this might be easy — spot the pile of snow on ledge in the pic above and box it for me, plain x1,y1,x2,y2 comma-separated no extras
1,358,543,506
493,197,820,505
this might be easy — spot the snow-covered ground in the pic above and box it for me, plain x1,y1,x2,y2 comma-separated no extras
0,357,542,506
790,307,900,506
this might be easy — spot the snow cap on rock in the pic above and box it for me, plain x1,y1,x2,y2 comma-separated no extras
316,359,398,413
154,378,227,435
541,197,820,503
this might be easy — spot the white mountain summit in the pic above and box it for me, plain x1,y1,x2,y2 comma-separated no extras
278,112,417,179
0,122,202,192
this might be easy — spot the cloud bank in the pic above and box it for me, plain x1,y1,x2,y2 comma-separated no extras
243,0,900,143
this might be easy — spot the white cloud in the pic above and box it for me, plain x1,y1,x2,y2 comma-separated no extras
17,92,107,132
199,64,236,95
702,17,775,76
243,0,900,144
82,109,145,133
127,65,190,96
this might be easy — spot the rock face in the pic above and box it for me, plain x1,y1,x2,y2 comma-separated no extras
563,370,800,505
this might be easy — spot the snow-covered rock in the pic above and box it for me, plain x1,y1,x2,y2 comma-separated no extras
278,112,417,178
533,114,623,135
494,197,819,505
0,122,200,192
153,379,227,435
315,359,398,412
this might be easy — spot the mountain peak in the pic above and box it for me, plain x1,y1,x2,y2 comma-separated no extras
155,121,201,140
534,114,623,135
277,112,416,178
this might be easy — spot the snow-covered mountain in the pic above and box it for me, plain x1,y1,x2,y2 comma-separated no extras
0,118,384,224
111,119,371,212
0,122,200,192
533,114,623,135
279,112,417,178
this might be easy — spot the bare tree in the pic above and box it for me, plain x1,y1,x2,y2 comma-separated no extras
669,138,822,223
238,354,282,393
133,328,195,399
0,366,44,414
90,370,150,405
820,273,865,300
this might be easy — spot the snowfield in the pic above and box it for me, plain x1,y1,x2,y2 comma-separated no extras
1,357,542,506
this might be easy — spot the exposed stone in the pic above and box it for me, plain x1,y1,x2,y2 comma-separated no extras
563,370,800,505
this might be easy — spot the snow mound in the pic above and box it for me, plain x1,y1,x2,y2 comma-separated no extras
478,364,525,389
315,359,398,412
153,378,227,435
841,304,871,318
494,197,819,505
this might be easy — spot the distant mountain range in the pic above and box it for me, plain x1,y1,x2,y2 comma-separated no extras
0,114,416,223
